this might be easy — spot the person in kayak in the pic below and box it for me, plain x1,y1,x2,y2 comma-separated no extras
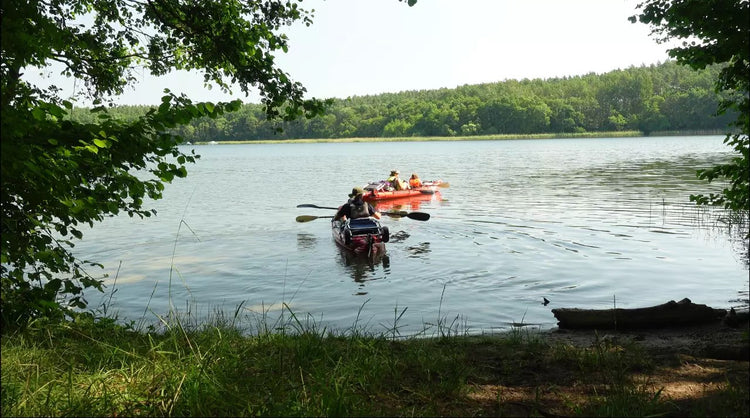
409,173,423,188
334,187,381,221
387,169,409,190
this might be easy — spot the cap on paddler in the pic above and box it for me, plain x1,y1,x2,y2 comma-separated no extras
349,186,365,197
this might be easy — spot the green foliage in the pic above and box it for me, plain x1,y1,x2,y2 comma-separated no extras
0,92,240,326
0,0,346,328
690,132,750,211
632,0,750,211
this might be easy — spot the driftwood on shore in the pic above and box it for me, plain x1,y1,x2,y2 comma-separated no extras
552,298,727,330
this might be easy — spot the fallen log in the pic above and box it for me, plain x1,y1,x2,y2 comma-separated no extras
552,298,727,330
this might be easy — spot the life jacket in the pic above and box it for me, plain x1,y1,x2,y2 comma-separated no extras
349,200,370,219
409,178,422,188
387,175,406,190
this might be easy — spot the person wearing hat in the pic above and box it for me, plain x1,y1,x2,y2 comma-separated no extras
333,186,381,221
386,169,409,190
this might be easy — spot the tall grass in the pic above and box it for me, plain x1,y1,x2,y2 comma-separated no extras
0,305,471,417
3,303,748,417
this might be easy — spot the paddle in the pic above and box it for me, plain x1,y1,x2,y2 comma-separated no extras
296,215,333,223
383,211,430,221
423,181,449,188
297,204,339,210
296,206,430,222
297,212,430,222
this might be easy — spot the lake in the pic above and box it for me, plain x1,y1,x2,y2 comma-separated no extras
74,135,749,336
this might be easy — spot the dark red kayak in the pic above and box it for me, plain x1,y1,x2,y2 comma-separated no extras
331,217,389,256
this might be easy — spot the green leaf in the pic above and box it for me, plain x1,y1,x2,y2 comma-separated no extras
46,279,62,292
32,108,46,120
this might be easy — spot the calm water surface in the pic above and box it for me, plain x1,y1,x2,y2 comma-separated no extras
75,136,749,335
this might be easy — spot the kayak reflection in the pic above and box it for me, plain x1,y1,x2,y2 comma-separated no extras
373,190,442,212
296,233,317,251
336,247,391,295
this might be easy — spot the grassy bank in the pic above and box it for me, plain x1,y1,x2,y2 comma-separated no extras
192,130,729,145
2,312,747,417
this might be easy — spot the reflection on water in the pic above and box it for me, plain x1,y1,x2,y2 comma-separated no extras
296,233,317,250
373,191,443,212
73,136,748,335
712,212,750,269
406,242,432,258
387,230,411,243
336,247,391,295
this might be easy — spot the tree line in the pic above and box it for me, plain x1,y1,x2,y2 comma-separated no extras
68,61,736,142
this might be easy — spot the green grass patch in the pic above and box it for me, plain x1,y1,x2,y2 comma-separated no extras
2,312,747,417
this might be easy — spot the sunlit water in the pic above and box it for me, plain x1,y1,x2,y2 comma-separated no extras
74,136,749,335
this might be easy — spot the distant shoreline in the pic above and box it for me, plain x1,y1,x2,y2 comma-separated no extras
191,130,727,145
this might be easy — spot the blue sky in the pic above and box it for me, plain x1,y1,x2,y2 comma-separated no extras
27,0,674,106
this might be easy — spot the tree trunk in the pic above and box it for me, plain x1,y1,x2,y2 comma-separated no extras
552,298,727,330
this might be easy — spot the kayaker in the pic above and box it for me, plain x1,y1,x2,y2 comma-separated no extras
334,187,381,221
386,169,409,190
409,173,423,188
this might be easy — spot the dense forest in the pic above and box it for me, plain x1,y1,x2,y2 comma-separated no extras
69,61,736,142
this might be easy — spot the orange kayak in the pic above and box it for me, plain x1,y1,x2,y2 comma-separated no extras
362,180,443,202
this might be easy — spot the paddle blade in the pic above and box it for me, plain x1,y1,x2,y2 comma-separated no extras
422,181,449,188
296,204,339,210
296,215,329,222
406,212,430,221
382,211,430,221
